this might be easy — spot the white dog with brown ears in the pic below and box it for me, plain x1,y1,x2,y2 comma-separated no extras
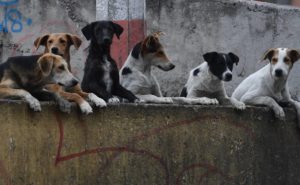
232,48,300,126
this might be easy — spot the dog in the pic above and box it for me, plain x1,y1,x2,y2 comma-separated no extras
0,53,77,112
81,21,139,103
120,32,218,105
181,51,246,110
34,33,107,114
232,48,300,125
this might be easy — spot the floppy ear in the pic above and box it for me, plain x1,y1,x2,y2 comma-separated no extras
288,49,300,63
228,52,239,65
81,23,93,40
203,52,218,64
38,54,54,76
66,34,82,49
110,21,124,39
144,36,159,52
262,48,276,62
34,34,49,50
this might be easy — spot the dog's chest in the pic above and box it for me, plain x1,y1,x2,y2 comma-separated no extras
102,57,113,92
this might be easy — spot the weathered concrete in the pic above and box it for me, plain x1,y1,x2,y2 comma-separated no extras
0,101,300,185
146,0,300,99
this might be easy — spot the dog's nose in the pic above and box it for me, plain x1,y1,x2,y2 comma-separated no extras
275,69,283,77
103,37,111,44
70,79,79,87
51,47,59,54
169,63,175,70
225,73,232,81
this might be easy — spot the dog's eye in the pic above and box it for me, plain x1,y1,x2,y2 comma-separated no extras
58,65,65,70
272,58,278,64
60,39,66,44
48,40,53,44
284,57,290,63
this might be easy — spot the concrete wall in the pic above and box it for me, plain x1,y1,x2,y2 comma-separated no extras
0,101,299,185
146,0,300,99
0,0,96,80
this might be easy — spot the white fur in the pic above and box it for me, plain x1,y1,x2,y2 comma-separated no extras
232,48,300,123
108,97,120,103
88,93,107,108
184,62,245,109
103,56,113,92
25,93,42,112
79,101,93,114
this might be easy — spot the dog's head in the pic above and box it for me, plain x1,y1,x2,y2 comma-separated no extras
203,52,239,81
133,31,174,71
38,53,78,87
262,48,300,79
81,21,124,46
34,33,82,60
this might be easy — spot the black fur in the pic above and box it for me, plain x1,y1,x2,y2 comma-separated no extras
203,52,239,81
131,42,142,59
121,67,132,75
81,21,138,102
180,87,187,97
193,68,200,76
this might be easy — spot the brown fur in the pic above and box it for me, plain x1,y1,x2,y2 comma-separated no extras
34,33,90,107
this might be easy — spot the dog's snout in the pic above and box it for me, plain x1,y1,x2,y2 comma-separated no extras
224,73,232,81
103,37,111,44
169,63,175,70
275,69,283,77
71,79,79,87
51,47,59,54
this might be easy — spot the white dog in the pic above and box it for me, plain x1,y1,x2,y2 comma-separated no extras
120,32,218,105
232,48,300,126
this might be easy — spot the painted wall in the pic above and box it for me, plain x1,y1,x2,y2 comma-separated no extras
0,0,96,80
146,0,300,99
0,101,299,185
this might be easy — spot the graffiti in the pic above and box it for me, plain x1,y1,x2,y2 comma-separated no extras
0,0,32,33
54,112,253,184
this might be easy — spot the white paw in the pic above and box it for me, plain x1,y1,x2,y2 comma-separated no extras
199,97,219,105
79,101,93,115
134,99,145,103
27,96,42,112
274,107,285,121
108,97,120,104
88,93,107,108
163,97,173,104
234,101,246,110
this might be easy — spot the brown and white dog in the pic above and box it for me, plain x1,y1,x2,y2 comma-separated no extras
232,48,300,126
0,54,78,112
34,33,106,114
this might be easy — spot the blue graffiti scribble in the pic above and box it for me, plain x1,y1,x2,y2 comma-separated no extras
0,0,32,33
0,0,18,6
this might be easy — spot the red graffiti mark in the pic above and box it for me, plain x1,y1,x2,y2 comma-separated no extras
0,160,11,185
176,163,236,185
54,112,170,185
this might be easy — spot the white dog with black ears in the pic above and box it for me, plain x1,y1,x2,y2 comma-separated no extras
232,48,300,126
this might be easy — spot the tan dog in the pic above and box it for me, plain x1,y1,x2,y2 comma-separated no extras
0,54,77,112
34,33,106,114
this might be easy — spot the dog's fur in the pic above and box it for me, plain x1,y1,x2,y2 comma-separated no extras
34,33,106,114
232,48,300,125
120,32,218,105
181,52,246,109
0,54,77,112
81,21,139,103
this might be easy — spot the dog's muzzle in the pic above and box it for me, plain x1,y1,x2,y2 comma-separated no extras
275,69,283,78
223,73,232,81
157,63,175,71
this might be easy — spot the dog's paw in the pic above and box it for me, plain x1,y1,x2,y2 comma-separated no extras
28,97,42,112
79,101,93,115
234,101,246,110
108,97,120,104
134,99,145,103
163,97,173,104
274,107,285,121
198,97,218,105
58,99,72,113
88,93,107,108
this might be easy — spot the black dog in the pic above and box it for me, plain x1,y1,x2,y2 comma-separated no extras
81,21,139,103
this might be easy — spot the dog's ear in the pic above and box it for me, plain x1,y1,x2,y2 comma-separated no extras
203,52,218,64
228,52,239,65
288,49,300,63
34,34,49,50
38,54,54,76
144,36,159,52
81,23,93,40
262,48,276,62
110,21,124,39
66,34,82,49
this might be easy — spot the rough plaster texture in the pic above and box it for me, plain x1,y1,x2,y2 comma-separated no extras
0,0,95,80
0,101,299,185
146,0,300,99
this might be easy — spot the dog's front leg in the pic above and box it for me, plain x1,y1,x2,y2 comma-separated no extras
137,94,173,104
113,84,139,103
0,87,41,111
186,91,219,105
242,95,285,120
217,90,245,110
282,87,300,127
